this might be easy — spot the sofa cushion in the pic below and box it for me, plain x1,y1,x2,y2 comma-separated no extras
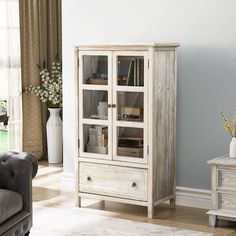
0,189,23,224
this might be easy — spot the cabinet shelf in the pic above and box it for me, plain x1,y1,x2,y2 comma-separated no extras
116,120,144,128
115,86,144,92
81,118,109,125
81,84,108,91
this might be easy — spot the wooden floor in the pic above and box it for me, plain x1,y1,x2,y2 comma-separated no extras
33,162,236,236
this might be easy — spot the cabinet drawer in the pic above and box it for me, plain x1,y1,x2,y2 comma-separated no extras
218,169,236,190
219,192,236,211
79,163,148,201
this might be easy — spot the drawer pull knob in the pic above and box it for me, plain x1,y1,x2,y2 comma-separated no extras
87,176,92,181
112,104,116,108
107,104,112,108
132,182,137,187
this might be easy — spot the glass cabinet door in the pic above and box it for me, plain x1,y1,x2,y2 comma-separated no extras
79,51,112,160
112,52,148,164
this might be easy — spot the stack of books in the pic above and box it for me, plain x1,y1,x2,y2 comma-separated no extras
117,136,143,158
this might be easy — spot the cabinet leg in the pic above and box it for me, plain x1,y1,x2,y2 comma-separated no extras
77,196,81,207
209,215,218,227
170,198,176,209
148,205,154,218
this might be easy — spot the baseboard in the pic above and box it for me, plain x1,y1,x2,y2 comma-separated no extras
60,173,211,209
176,186,211,209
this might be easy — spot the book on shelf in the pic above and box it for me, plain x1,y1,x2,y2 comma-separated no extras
136,59,139,86
126,59,144,86
134,59,137,86
126,59,135,86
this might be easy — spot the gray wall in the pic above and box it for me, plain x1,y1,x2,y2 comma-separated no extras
62,0,236,190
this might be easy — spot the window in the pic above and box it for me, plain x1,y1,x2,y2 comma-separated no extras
0,0,22,151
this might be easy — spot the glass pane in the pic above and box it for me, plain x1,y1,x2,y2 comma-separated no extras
117,92,143,122
83,124,108,154
83,90,108,120
117,127,143,158
83,55,108,85
117,56,144,86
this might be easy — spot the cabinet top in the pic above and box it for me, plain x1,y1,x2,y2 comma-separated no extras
207,155,236,166
74,43,180,50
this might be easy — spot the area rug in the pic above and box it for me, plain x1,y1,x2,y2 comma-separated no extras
31,205,213,236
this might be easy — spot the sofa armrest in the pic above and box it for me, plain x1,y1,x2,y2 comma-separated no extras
0,152,38,212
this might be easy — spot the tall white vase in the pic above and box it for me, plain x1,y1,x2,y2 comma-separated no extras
230,137,236,158
47,108,63,164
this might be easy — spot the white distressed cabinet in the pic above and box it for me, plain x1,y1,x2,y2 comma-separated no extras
74,43,179,218
208,155,236,226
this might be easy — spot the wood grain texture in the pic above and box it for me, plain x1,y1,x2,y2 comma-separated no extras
218,169,236,190
219,193,236,211
152,50,176,202
147,47,155,218
74,47,80,206
211,166,217,210
78,157,149,169
79,163,148,201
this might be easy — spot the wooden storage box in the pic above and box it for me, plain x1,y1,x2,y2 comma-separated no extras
117,147,143,158
86,79,108,85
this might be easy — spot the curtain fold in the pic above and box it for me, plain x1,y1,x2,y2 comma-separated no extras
19,0,61,160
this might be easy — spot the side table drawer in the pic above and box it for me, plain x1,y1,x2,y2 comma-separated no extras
218,169,236,190
218,192,236,211
79,162,148,201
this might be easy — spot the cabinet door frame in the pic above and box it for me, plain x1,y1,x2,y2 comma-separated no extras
112,51,149,164
78,50,113,160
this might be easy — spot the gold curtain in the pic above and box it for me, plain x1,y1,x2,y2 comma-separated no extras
19,0,62,160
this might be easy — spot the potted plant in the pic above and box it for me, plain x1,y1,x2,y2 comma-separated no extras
221,112,236,158
25,59,62,164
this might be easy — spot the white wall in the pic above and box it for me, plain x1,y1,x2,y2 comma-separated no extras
62,0,236,189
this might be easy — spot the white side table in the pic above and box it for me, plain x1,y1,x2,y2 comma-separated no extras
207,155,236,226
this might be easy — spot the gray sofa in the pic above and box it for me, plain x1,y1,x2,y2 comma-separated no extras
0,152,38,236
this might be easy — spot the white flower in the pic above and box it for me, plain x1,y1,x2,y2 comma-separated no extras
24,60,62,107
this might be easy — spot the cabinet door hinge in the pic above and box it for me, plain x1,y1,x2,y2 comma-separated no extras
148,59,150,69
78,139,80,148
77,59,79,67
147,145,149,155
